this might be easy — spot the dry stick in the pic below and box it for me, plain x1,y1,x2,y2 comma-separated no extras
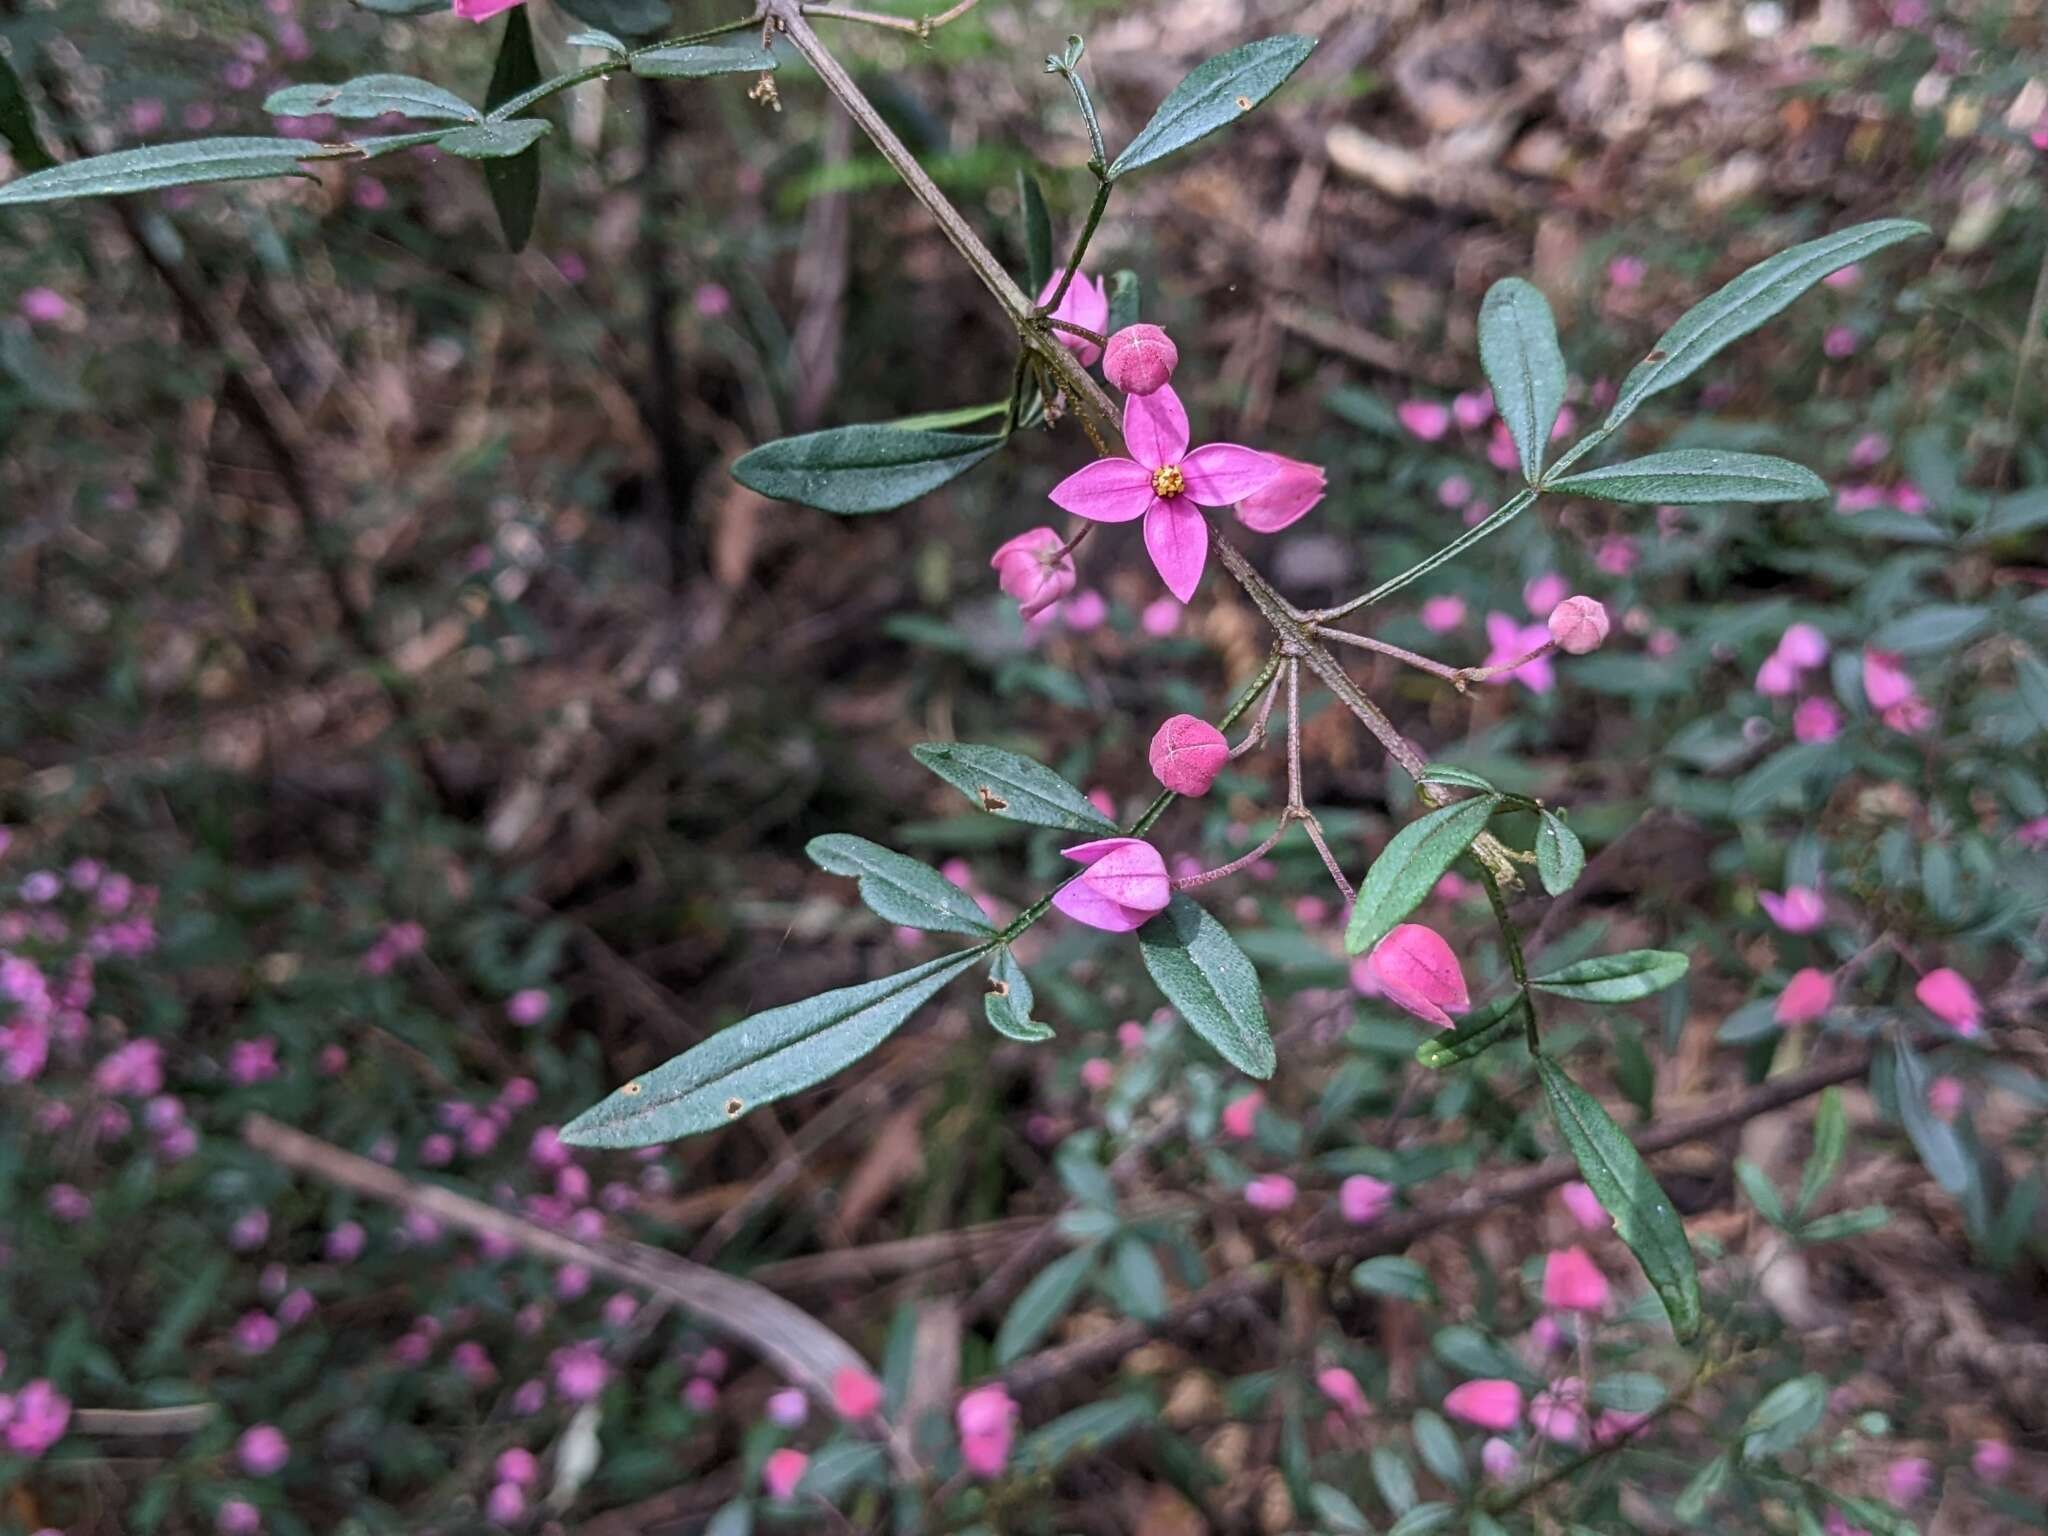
998,1043,1883,1395
241,1113,923,1480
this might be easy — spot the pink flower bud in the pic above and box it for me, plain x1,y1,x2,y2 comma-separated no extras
1037,269,1109,365
1339,1174,1392,1226
1420,595,1466,633
1915,967,1982,1038
1051,838,1171,933
1885,1456,1933,1504
1316,1367,1370,1418
1823,325,1860,359
1607,255,1646,290
1775,623,1830,670
1541,1247,1610,1313
1774,967,1835,1026
766,1387,810,1428
484,1481,525,1524
1793,697,1842,744
1530,1378,1588,1446
1234,455,1327,534
990,527,1077,621
1927,1075,1964,1121
19,287,74,326
506,989,550,1026
1452,389,1494,430
1148,715,1229,797
683,1377,719,1413
1862,648,1916,711
956,1384,1017,1477
1758,886,1825,935
1547,596,1610,655
1220,1091,1262,1140
217,1499,261,1535
1244,1173,1297,1211
1557,1180,1607,1231
1481,1436,1519,1481
1523,573,1568,618
763,1447,810,1501
1101,324,1178,395
1756,654,1800,696
452,0,529,23
1444,1379,1523,1432
831,1366,883,1420
1140,598,1181,636
236,1424,289,1477
1079,1056,1114,1090
1972,1439,2013,1482
1366,924,1470,1030
1397,400,1451,441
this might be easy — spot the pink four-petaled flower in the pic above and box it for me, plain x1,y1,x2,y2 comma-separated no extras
1048,387,1279,602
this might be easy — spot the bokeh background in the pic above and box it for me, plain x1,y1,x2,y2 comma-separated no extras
2,0,2046,1531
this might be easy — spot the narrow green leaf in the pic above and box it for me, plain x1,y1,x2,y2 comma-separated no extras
438,119,550,159
1412,1409,1467,1490
1309,1485,1373,1534
885,399,1008,431
1535,812,1586,896
1111,1236,1169,1321
1731,741,1837,816
1387,1502,1455,1536
0,138,339,205
1549,449,1827,505
1014,1393,1154,1474
1891,1040,1971,1194
1351,1255,1435,1303
481,5,544,253
1478,277,1566,484
564,28,629,53
556,0,673,35
1107,35,1316,178
1373,1445,1419,1516
1603,219,1930,430
1869,603,1991,657
1531,949,1688,1004
1416,764,1496,792
1795,1087,1845,1215
265,73,478,122
985,948,1053,1042
1674,1452,1732,1522
1432,1325,1534,1386
795,1441,886,1500
630,44,778,79
1740,1374,1827,1460
1795,1205,1889,1243
807,834,993,936
0,48,55,172
1019,170,1052,296
733,425,1005,515
1138,895,1275,1080
1735,1159,1786,1228
352,130,456,159
1414,994,1522,1069
1107,269,1141,333
1589,1373,1667,1414
2016,651,2048,735
559,950,984,1147
1345,795,1500,956
910,742,1117,833
995,1244,1099,1363
1536,1057,1701,1339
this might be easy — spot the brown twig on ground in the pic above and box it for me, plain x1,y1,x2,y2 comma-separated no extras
240,1112,922,1480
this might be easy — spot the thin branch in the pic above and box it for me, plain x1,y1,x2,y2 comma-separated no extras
1310,624,1466,685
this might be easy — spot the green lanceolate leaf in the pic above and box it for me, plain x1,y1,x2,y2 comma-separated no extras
481,5,544,253
1535,811,1586,897
1869,603,1991,656
733,425,1005,515
1796,1086,1845,1215
559,950,985,1147
885,400,1009,431
1536,1057,1701,1340
564,28,629,53
556,0,673,35
1351,1255,1435,1303
807,835,993,936
0,49,55,172
1891,1038,1971,1194
1107,35,1316,178
438,120,550,159
1139,894,1276,1080
1531,949,1689,1003
1415,764,1496,793
1019,170,1053,295
630,44,778,79
985,947,1052,1042
1111,1235,1169,1320
265,73,479,122
1345,795,1500,956
1549,450,1826,505
1107,269,1141,333
0,137,342,205
1603,218,1929,430
910,742,1117,833
1675,1452,1732,1521
1740,1374,1827,1460
1478,277,1566,484
995,1244,1097,1363
1414,994,1522,1069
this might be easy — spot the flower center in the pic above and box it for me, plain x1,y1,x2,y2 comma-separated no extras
1151,464,1185,498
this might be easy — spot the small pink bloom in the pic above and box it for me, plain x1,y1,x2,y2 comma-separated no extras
1775,623,1830,670
1061,589,1107,630
1148,714,1229,797
1316,1368,1369,1418
19,287,74,325
1140,598,1181,636
1398,399,1451,440
1221,1091,1262,1140
1793,697,1843,743
1051,838,1171,933
1889,481,1929,514
1823,326,1860,359
1547,596,1609,655
1117,1020,1149,1052
1862,649,1916,711
46,1184,90,1223
1079,1056,1114,1090
1444,1379,1523,1431
237,1424,289,1477
1848,432,1889,469
506,989,550,1026
325,1221,366,1263
278,1289,315,1327
4,1380,70,1458
1523,573,1568,618
550,1344,609,1403
1340,1174,1392,1226
990,526,1077,621
1245,1173,1296,1211
1885,1456,1933,1504
217,1499,262,1536
1775,967,1835,1026
1607,254,1647,290
832,1366,883,1420
763,1447,810,1500
1480,1436,1519,1481
1101,324,1178,396
1452,389,1493,431
1437,473,1474,508
1559,1180,1608,1231
451,0,529,22
1973,1439,2013,1482
693,282,731,318
94,1038,164,1097
228,1037,280,1085
766,1387,809,1428
1235,454,1326,533
1528,1314,1564,1355
1823,263,1861,289
1486,422,1519,471
511,1380,546,1416
1927,1075,1964,1121
1595,534,1637,576
1541,1247,1609,1313
1037,269,1109,365
1881,696,1934,735
1420,594,1466,633
1595,1408,1651,1443
1367,924,1470,1030
683,1377,719,1413
956,1384,1017,1477
1482,613,1555,694
1048,386,1278,601
1835,482,1886,514
1915,968,1982,1038
1758,886,1826,935
485,1482,525,1525
1530,1378,1588,1446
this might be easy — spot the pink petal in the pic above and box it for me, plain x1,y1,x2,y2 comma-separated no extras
1047,458,1156,523
1178,443,1281,507
1144,498,1210,603
1123,386,1189,471
1051,880,1150,932
1065,839,1170,912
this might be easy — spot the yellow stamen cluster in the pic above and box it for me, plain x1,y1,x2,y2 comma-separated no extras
1151,464,1186,499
